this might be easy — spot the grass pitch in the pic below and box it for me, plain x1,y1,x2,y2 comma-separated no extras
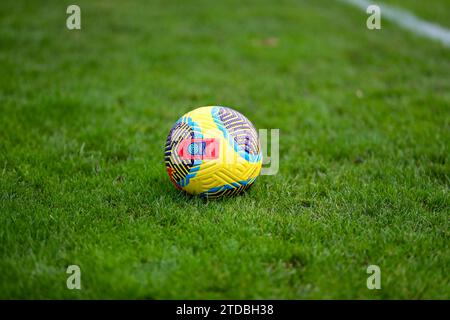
0,0,449,299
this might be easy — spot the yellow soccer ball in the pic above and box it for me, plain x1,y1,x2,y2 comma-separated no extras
164,106,262,198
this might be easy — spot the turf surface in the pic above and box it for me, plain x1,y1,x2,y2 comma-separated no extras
0,0,449,299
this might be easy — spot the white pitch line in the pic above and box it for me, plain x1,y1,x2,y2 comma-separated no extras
339,0,450,47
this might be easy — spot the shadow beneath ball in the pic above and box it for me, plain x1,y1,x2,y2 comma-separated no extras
165,181,258,202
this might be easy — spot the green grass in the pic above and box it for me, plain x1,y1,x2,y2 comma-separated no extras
382,0,450,28
0,0,449,299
